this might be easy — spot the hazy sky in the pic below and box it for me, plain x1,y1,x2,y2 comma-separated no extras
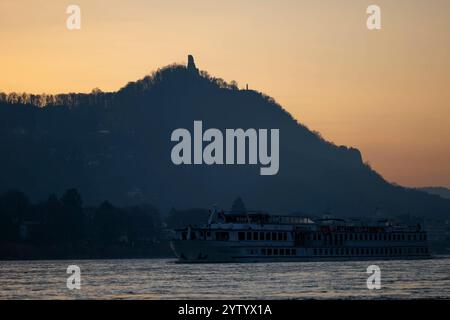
1,0,449,188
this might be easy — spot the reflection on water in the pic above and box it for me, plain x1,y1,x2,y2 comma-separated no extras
0,257,449,299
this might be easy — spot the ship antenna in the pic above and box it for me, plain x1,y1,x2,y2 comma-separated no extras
246,211,251,225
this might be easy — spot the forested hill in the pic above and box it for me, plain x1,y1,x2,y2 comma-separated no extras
1,59,449,218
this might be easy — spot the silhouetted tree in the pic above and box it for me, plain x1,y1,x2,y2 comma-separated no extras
0,92,6,103
60,188,84,243
0,190,31,241
125,205,160,244
41,194,64,243
93,201,123,244
231,197,247,214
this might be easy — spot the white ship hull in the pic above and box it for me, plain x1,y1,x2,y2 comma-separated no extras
170,239,430,263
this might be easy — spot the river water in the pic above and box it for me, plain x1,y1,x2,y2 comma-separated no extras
0,257,449,299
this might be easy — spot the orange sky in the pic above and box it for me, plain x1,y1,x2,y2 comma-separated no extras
1,0,449,188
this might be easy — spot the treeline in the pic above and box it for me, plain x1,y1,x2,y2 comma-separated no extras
0,64,242,109
0,190,247,247
0,188,248,259
0,189,162,248
0,88,112,108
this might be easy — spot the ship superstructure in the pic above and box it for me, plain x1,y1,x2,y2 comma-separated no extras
170,210,430,263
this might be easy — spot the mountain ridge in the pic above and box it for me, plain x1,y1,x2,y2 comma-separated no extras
418,187,450,200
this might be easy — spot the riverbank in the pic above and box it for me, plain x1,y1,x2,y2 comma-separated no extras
0,241,174,261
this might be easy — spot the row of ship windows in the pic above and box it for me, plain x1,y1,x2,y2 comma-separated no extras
238,231,427,242
258,248,297,256
238,231,288,241
251,247,428,256
312,233,427,242
312,247,428,256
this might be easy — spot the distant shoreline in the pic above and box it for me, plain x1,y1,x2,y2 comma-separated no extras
0,242,174,261
2,239,449,261
1,253,449,262
0,256,176,262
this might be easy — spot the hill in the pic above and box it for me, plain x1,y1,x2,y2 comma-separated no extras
418,187,450,200
1,56,449,218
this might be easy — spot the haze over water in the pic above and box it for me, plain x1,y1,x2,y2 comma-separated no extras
1,257,449,299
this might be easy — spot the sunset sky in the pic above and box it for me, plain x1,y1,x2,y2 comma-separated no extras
1,0,449,188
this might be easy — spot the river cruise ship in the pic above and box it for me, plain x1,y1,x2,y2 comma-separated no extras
170,210,430,263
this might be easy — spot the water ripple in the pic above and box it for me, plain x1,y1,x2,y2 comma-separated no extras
0,257,449,299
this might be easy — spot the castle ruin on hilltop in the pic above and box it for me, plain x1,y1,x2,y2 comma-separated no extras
187,54,199,75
